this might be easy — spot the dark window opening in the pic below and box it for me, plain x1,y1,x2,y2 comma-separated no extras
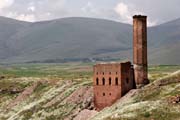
109,93,111,96
96,78,99,85
116,72,118,75
102,78,105,85
115,77,118,85
109,72,111,75
126,78,129,84
96,72,98,75
103,93,105,96
103,72,104,75
109,77,111,85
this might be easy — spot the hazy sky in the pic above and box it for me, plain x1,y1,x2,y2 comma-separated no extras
0,0,180,26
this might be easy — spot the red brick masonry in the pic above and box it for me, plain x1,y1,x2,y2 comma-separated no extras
93,15,149,110
133,15,149,85
93,62,135,110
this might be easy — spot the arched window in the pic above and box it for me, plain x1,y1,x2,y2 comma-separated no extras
109,77,111,85
96,78,99,85
103,72,105,75
102,78,105,85
103,93,105,96
115,77,118,85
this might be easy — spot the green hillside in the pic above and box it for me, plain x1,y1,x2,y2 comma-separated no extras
0,16,179,64
92,70,180,120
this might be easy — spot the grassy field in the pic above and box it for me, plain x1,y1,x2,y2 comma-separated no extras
0,63,180,120
0,62,95,120
0,63,180,81
148,65,180,82
0,62,93,80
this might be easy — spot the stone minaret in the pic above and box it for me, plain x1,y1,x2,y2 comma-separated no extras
133,15,149,86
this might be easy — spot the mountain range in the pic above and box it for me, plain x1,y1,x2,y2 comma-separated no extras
0,16,180,64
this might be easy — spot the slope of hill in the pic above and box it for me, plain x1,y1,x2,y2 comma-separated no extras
148,18,180,65
6,17,132,63
0,64,179,120
0,16,179,64
0,16,30,59
91,70,180,120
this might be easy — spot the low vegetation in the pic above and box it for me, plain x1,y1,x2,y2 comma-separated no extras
92,69,180,120
0,63,179,120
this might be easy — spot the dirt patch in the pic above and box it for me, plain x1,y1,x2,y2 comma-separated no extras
155,70,180,86
64,86,94,109
73,109,98,120
0,88,23,94
116,89,139,104
0,76,5,80
48,79,61,85
168,95,180,104
43,80,73,108
7,81,44,109
63,86,95,120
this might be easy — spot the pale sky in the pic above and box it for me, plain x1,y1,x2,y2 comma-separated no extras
0,0,180,26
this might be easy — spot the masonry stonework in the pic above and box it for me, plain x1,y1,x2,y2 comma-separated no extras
93,15,149,110
93,62,135,110
133,15,149,85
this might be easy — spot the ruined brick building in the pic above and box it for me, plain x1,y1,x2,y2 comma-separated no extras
93,15,149,110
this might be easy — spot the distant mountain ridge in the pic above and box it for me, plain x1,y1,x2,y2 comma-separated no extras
0,16,179,64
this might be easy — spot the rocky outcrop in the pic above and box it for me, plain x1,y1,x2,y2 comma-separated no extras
63,86,96,120
64,86,94,110
0,88,23,94
7,81,43,109
155,70,180,86
74,109,98,120
168,95,180,104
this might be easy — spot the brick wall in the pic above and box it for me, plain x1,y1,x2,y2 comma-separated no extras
93,62,135,110
133,15,149,85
